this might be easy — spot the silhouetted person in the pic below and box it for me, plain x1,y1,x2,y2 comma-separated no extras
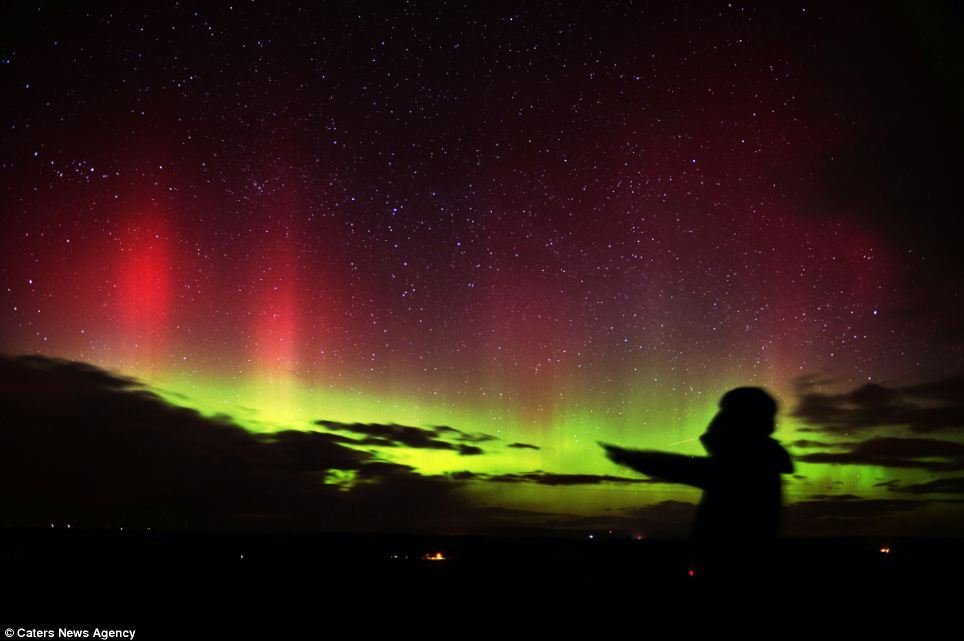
600,387,793,578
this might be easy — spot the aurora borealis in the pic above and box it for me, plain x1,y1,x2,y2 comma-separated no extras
1,1,963,536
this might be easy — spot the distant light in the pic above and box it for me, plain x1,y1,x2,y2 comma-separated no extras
880,547,891,554
424,552,447,561
688,569,696,577
588,534,594,540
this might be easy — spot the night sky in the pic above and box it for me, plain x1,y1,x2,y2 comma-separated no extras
1,1,962,536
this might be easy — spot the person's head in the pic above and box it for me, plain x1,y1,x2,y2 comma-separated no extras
701,387,779,454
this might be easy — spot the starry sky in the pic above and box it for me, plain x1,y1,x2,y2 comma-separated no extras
1,1,963,536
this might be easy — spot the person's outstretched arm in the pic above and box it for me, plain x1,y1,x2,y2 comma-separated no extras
599,442,712,488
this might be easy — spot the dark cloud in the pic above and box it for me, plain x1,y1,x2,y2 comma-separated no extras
0,355,499,531
563,500,698,538
787,497,924,519
622,500,698,522
898,477,964,495
795,437,964,471
579,495,947,538
445,471,481,481
456,444,484,456
488,472,662,486
789,439,854,449
873,480,901,490
315,420,489,455
433,425,499,443
264,430,375,472
482,500,699,538
791,372,964,434
507,442,541,450
783,496,928,536
444,470,665,486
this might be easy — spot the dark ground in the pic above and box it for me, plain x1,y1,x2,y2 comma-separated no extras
3,527,960,583
2,528,959,633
